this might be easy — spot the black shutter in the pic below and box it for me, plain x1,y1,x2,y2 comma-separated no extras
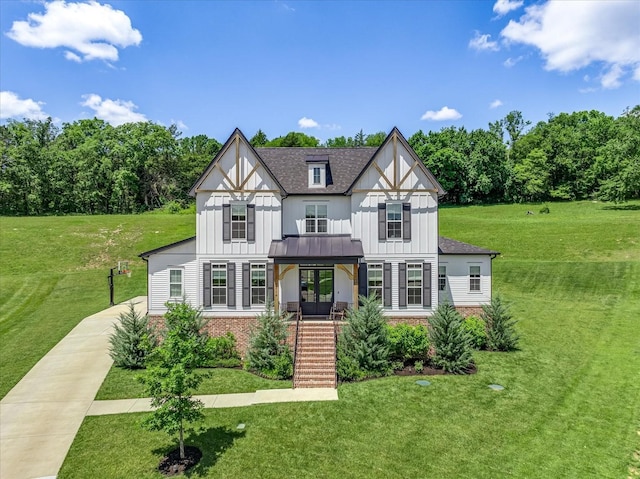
242,263,250,307
203,263,211,307
378,203,386,241
267,263,274,302
222,204,231,242
358,263,368,299
398,262,407,307
383,263,392,307
402,203,411,240
227,263,236,307
423,263,432,307
247,204,255,242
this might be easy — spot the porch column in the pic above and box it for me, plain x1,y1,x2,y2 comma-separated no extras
273,263,279,311
353,263,359,310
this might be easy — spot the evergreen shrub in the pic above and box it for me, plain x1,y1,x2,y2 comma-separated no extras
387,323,430,363
203,332,241,367
245,302,293,379
462,315,487,350
109,302,156,369
482,295,519,351
429,302,474,374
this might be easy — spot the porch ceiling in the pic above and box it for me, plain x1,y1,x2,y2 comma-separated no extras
268,235,364,264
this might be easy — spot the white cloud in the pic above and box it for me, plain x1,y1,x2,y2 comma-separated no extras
0,91,48,120
81,94,146,125
172,119,188,131
501,1,640,88
298,117,319,129
323,123,341,131
421,106,462,121
493,0,523,17
634,65,640,82
503,55,524,68
468,31,500,52
7,1,142,62
489,99,503,109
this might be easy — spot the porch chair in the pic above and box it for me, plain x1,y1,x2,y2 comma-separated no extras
285,301,302,322
330,301,349,321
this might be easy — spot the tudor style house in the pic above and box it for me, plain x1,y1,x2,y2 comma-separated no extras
140,127,498,387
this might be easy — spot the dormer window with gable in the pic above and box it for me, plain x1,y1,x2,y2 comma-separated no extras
306,154,328,188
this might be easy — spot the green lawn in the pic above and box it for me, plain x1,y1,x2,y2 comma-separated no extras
95,367,291,400
0,214,194,399
2,202,639,477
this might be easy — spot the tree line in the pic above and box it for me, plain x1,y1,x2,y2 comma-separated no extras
1,106,638,215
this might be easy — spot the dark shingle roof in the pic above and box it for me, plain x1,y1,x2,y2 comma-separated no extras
438,236,499,256
139,236,196,258
269,235,364,263
256,147,377,194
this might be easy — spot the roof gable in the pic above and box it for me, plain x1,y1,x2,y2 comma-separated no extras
438,236,499,256
189,129,285,196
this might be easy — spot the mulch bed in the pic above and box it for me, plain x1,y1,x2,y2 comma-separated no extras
158,446,202,476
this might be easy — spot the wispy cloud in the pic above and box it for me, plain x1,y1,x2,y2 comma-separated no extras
493,0,523,17
421,106,462,121
172,119,188,131
468,31,499,52
503,55,524,68
501,0,640,89
81,94,147,125
7,0,142,63
489,99,503,109
298,117,319,129
0,91,48,120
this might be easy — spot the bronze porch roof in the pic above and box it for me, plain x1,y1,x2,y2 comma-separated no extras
268,235,364,264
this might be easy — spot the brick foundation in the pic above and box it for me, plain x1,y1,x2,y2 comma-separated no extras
454,306,483,317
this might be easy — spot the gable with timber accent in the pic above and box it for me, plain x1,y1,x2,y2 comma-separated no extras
189,129,284,196
348,128,445,195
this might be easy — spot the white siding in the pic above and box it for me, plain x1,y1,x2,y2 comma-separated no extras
147,240,197,315
438,255,492,306
282,196,351,236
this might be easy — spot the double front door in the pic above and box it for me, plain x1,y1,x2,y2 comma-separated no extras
300,267,333,316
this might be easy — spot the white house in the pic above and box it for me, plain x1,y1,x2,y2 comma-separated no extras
140,128,498,386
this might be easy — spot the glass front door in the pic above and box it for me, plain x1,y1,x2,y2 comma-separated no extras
300,268,333,316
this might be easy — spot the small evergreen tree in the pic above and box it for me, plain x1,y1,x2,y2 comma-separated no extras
108,302,155,369
140,301,209,460
429,302,474,374
482,295,519,351
245,302,293,379
337,294,390,380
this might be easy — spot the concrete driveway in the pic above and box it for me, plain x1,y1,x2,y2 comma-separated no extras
0,297,147,479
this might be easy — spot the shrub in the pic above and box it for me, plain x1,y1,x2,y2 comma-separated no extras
387,323,430,363
205,332,240,360
482,295,519,351
462,315,487,350
429,302,474,374
109,302,156,369
539,205,550,214
245,302,293,379
414,360,424,373
336,294,391,381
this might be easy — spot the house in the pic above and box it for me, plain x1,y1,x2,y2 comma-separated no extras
140,127,498,387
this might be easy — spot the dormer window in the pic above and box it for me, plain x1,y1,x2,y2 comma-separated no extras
306,154,328,188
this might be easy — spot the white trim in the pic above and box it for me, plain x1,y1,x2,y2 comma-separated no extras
168,267,184,299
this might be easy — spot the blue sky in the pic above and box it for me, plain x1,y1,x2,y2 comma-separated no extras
1,0,639,142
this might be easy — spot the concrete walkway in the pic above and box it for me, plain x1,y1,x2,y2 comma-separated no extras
87,388,338,416
0,297,339,479
0,297,147,479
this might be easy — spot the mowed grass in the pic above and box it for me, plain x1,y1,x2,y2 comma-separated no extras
0,214,195,399
54,201,640,478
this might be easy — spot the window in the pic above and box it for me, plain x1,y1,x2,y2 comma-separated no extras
312,167,321,185
438,266,447,291
251,264,266,305
212,264,227,305
368,264,383,302
387,203,402,239
231,204,246,239
407,264,422,305
305,204,328,233
470,265,481,292
169,269,183,298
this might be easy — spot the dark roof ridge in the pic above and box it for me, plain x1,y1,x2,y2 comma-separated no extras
438,236,500,256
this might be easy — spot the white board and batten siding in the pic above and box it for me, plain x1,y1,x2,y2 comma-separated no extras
282,196,351,236
147,239,197,315
438,255,492,306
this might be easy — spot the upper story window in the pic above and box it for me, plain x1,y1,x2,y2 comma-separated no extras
469,265,481,292
169,268,183,298
367,263,383,302
231,204,246,240
438,266,447,291
312,167,322,185
305,204,327,233
387,203,402,239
